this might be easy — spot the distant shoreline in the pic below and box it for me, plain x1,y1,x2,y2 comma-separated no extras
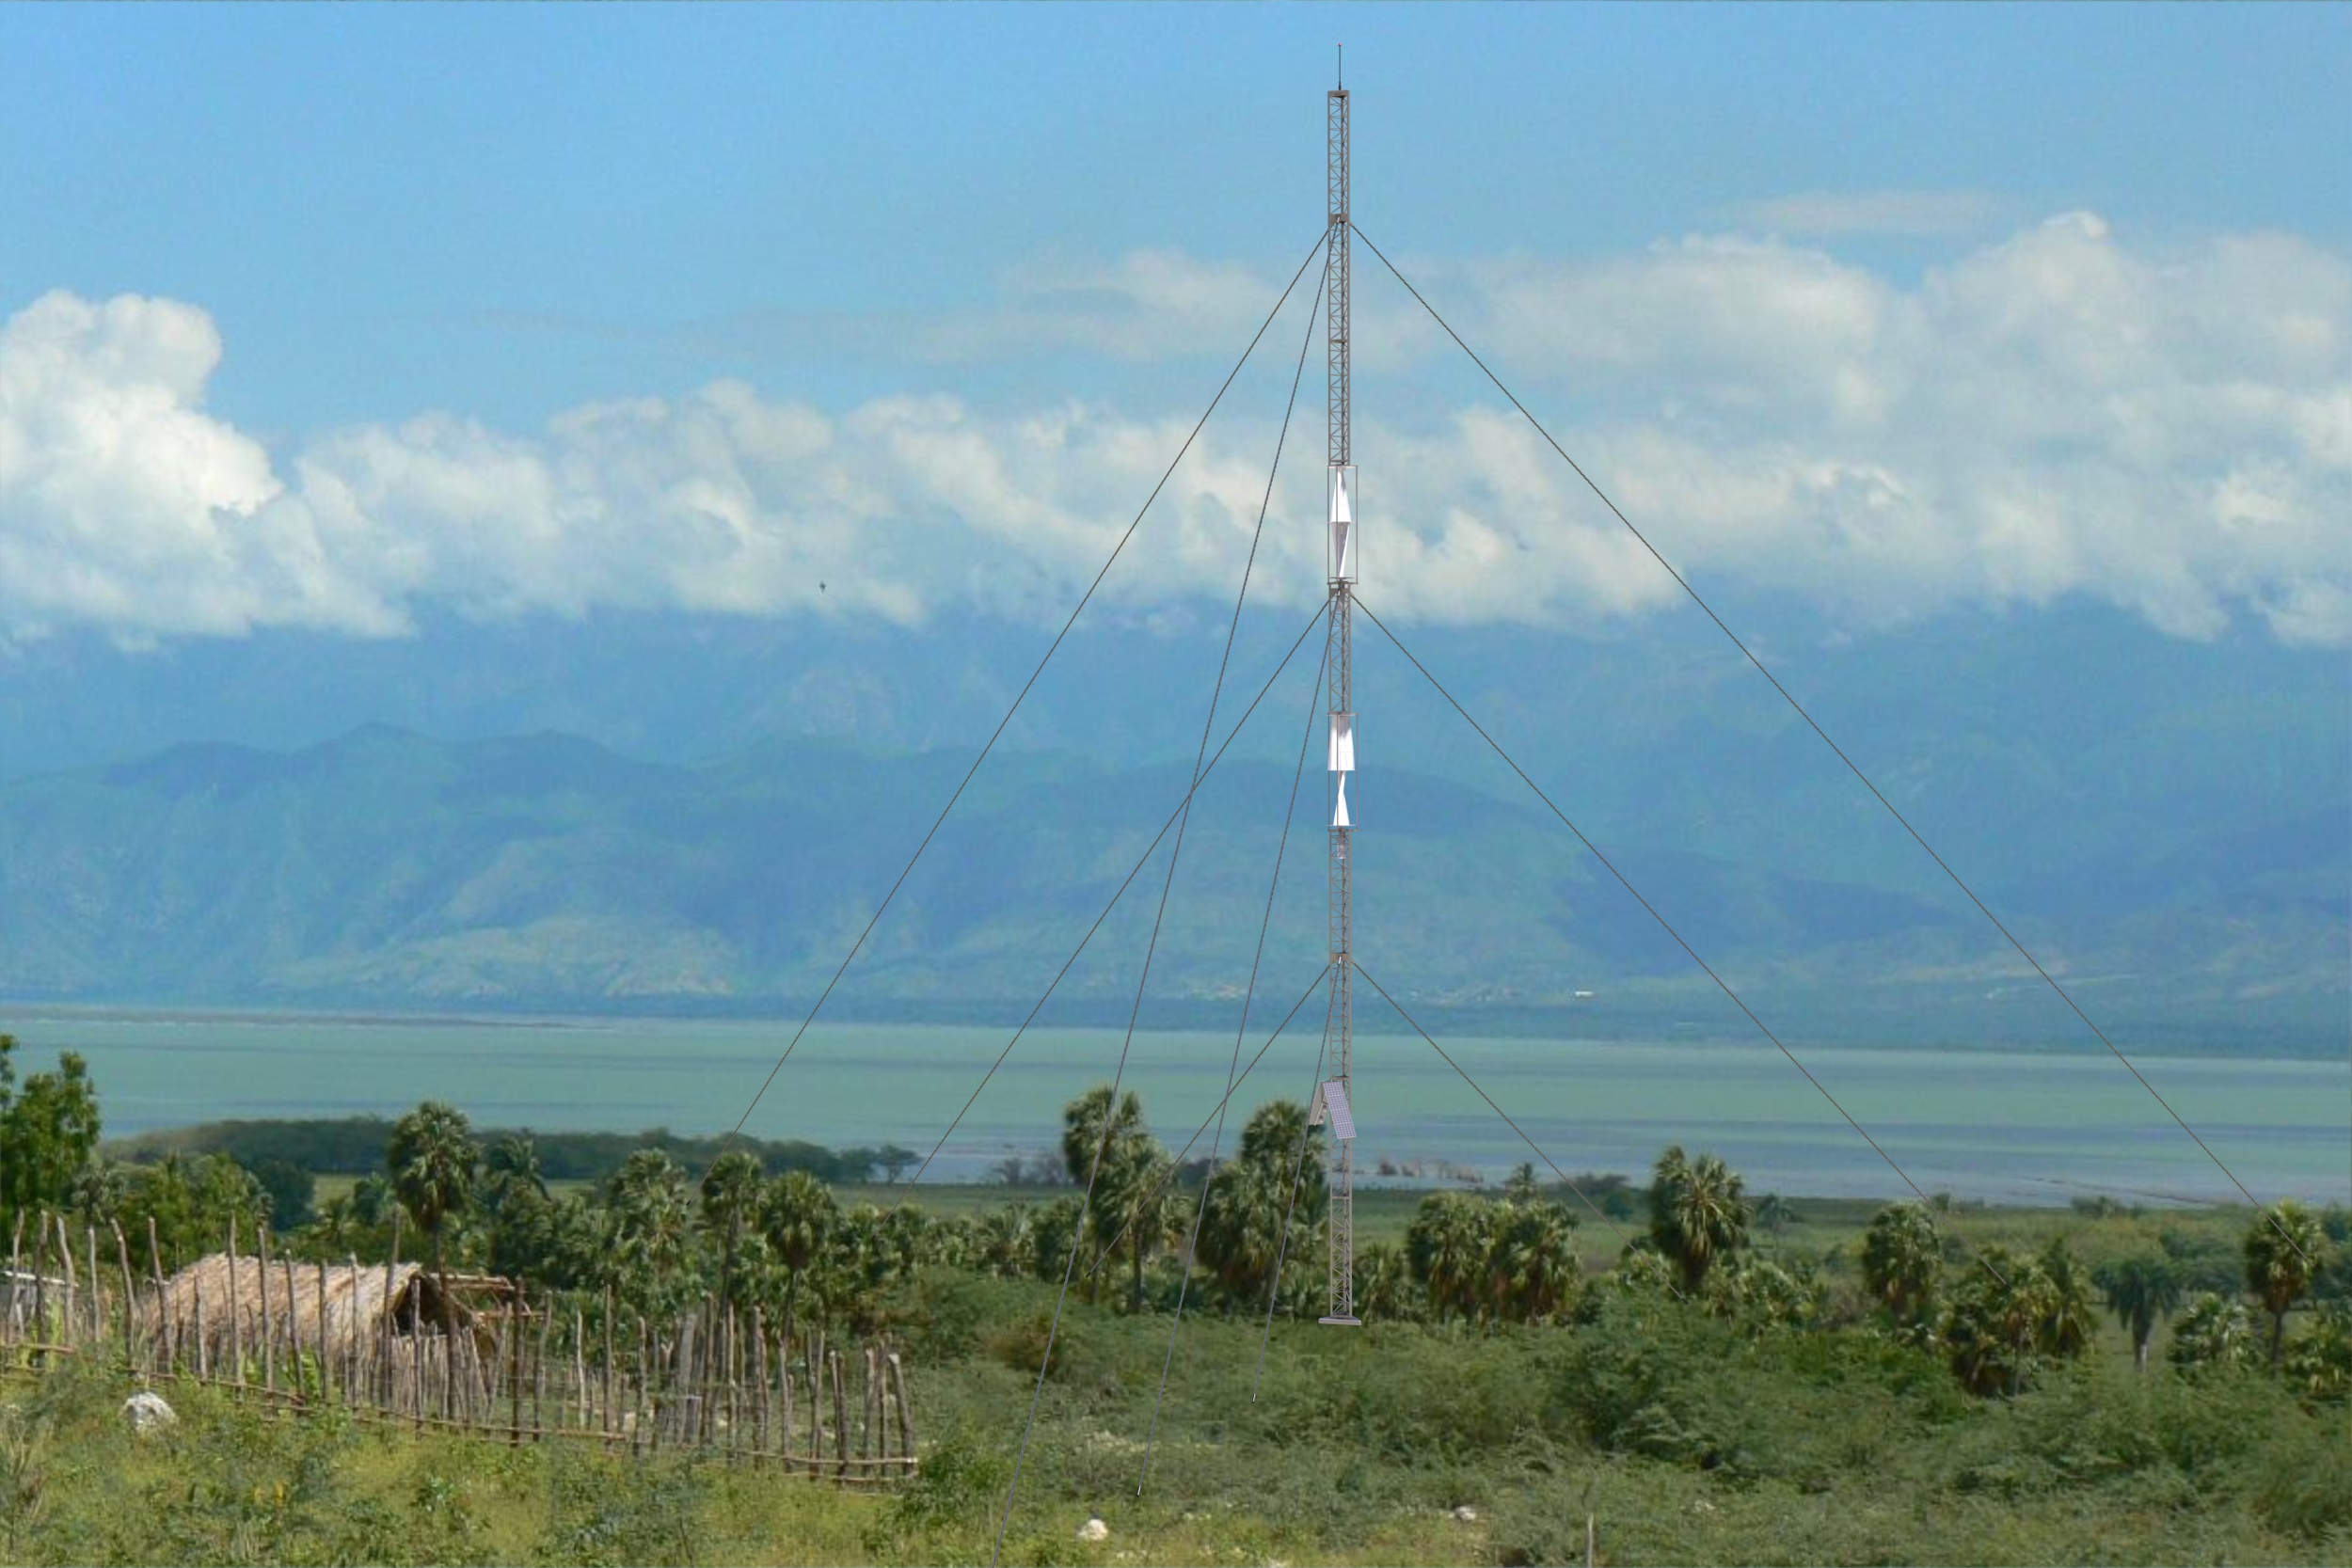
8,995,2343,1062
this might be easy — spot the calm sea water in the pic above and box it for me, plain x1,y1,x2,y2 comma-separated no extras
9,1006,2347,1206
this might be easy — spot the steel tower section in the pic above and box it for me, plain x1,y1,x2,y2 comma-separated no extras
1320,79,1359,1327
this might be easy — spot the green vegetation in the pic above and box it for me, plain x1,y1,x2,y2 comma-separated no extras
4,1029,2349,1564
111,1115,895,1186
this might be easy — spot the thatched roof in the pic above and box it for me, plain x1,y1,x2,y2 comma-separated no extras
145,1256,501,1363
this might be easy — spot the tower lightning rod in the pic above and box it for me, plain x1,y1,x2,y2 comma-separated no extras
1318,65,1360,1326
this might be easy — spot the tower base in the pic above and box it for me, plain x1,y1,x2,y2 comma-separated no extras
1317,1315,1362,1327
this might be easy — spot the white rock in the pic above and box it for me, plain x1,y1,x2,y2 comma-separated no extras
1079,1513,1110,1543
122,1391,176,1433
1451,1505,1479,1523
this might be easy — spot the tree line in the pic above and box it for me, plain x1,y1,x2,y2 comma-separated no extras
5,1031,2345,1407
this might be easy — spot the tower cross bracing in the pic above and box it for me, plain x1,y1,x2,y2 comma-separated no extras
1319,78,1359,1328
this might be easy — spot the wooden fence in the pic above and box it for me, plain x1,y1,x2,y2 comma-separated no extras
1,1211,917,1483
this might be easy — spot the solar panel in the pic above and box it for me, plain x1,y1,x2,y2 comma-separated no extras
1320,1079,1356,1142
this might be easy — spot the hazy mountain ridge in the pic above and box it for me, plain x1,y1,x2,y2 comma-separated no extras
1,716,2340,1053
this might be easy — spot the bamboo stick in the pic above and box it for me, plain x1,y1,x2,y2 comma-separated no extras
573,1307,588,1433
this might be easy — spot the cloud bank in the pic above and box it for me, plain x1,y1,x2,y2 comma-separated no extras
2,212,2345,647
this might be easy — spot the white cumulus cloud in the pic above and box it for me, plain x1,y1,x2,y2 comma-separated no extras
2,211,2347,649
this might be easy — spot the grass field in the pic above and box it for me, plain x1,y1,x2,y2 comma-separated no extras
7,1257,2347,1568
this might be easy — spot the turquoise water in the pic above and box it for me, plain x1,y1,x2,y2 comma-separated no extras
8,1006,2347,1205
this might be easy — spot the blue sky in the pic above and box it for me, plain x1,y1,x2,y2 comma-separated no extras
8,3,2344,428
1,3,2346,653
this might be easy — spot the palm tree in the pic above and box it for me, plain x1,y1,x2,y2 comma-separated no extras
2035,1239,2096,1360
2244,1200,2328,1369
2169,1291,2255,1374
1648,1147,1751,1294
605,1149,704,1321
1754,1193,1795,1254
1503,1162,1542,1205
1940,1245,2050,1397
1234,1099,1315,1176
699,1150,765,1314
2093,1254,2182,1371
1406,1193,1489,1324
978,1205,1034,1280
1493,1200,1581,1323
1060,1085,1165,1309
1200,1163,1280,1304
1062,1085,1148,1188
485,1134,546,1198
2282,1301,2352,1403
385,1101,481,1364
761,1170,835,1348
1861,1203,1945,1329
1603,1243,1679,1298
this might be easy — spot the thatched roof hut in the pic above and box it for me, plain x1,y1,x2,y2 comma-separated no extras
145,1256,516,1366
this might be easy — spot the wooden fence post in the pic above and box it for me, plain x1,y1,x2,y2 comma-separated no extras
751,1308,769,1461
226,1215,245,1385
257,1226,277,1392
145,1216,168,1372
193,1270,210,1379
808,1333,823,1473
54,1214,75,1349
113,1221,136,1372
600,1291,615,1447
573,1307,588,1433
316,1259,331,1404
831,1347,850,1479
641,1320,655,1451
281,1259,300,1401
7,1212,24,1354
890,1351,915,1465
84,1225,102,1343
28,1212,46,1357
861,1346,877,1465
345,1256,364,1403
780,1334,797,1469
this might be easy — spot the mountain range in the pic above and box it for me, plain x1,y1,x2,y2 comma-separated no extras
1,596,2341,1054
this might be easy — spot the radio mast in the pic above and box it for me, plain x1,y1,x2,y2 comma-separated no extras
1319,59,1360,1327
